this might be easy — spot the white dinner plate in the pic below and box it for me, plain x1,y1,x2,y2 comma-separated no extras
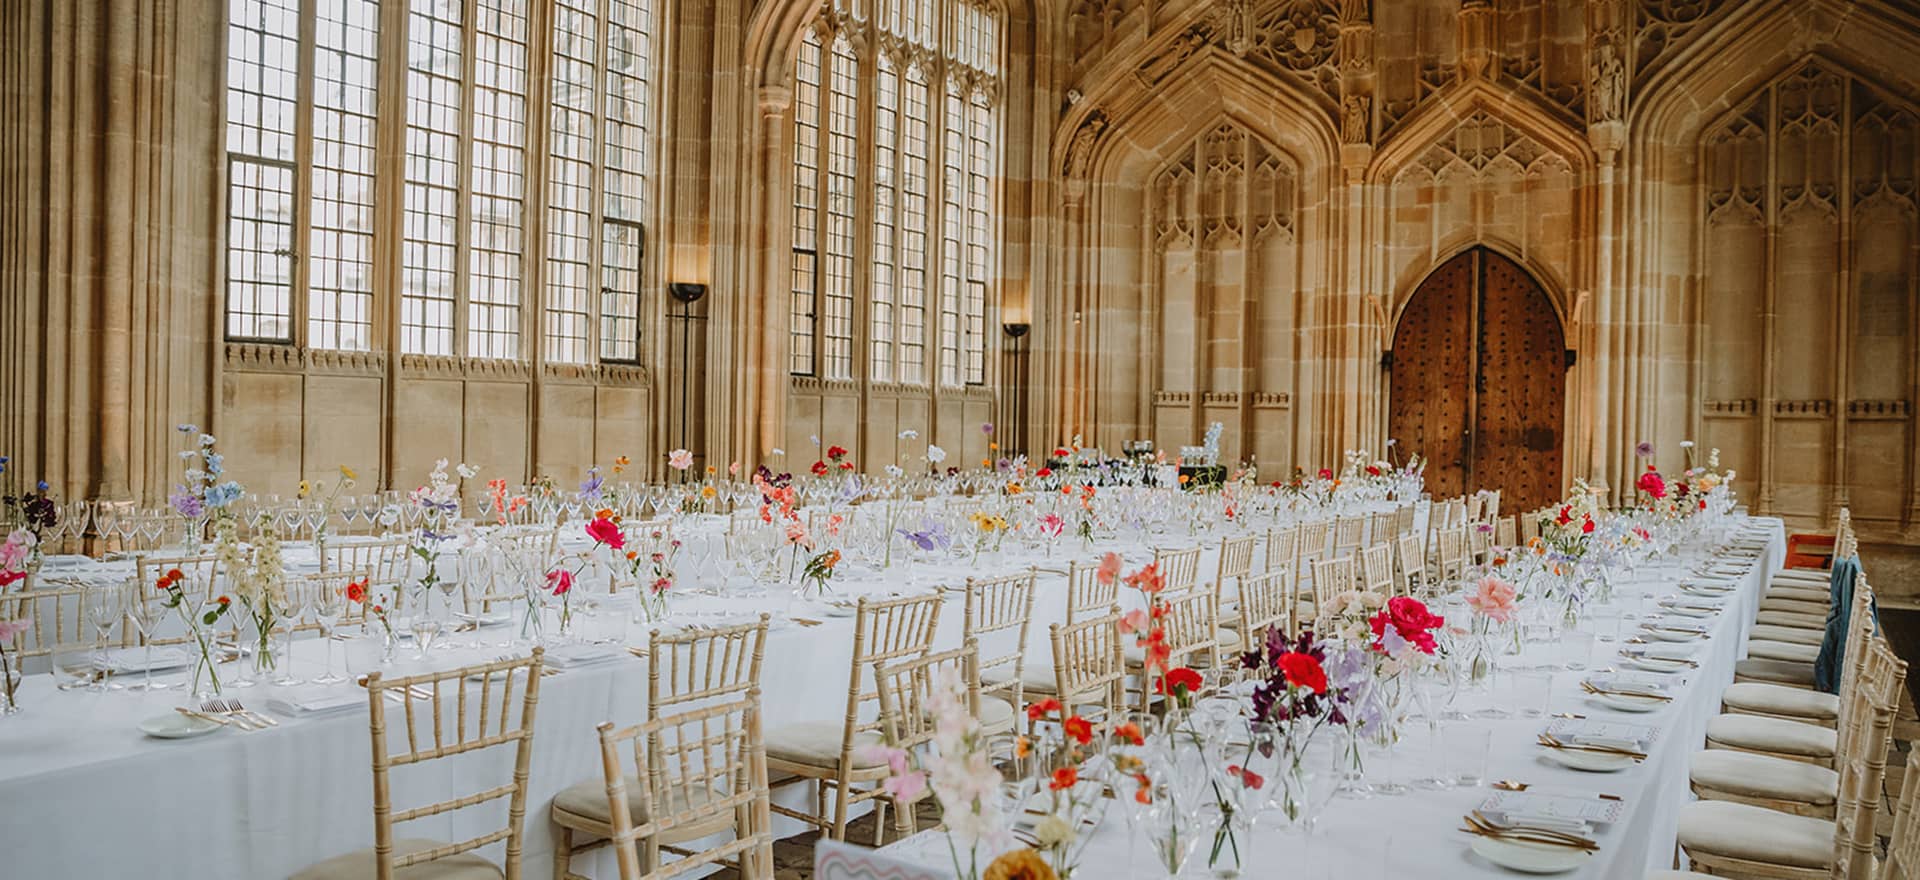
1640,624,1706,642
1469,835,1593,874
1586,691,1666,713
1539,746,1637,773
453,611,512,627
1680,582,1736,596
1658,603,1715,619
818,602,857,618
140,711,225,739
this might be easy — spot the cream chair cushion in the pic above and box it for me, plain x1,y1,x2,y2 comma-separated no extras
1705,713,1837,761
1770,571,1830,587
292,840,504,880
1747,624,1824,646
1689,749,1837,806
1760,595,1828,616
1754,609,1826,631
979,695,1016,734
550,775,737,843
1677,800,1834,870
764,721,888,769
1721,682,1840,723
1733,657,1815,689
1745,640,1820,664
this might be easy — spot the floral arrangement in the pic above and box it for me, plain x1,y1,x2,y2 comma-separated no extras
1466,575,1518,624
1239,629,1342,820
622,525,679,622
0,616,31,711
169,425,244,542
1367,595,1444,675
1109,554,1173,687
897,517,951,556
863,664,1009,880
156,565,233,694
222,512,290,674
297,465,357,557
539,509,626,632
800,547,842,596
968,511,1009,558
484,478,530,525
0,528,37,588
0,454,58,551
407,459,474,602
1319,589,1385,644
1019,700,1109,878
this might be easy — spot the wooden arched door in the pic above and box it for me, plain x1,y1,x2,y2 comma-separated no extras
1388,247,1566,512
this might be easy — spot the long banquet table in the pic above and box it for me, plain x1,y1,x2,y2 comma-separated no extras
875,515,1788,878
0,511,1783,878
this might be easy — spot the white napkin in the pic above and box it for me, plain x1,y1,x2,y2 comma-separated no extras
267,692,364,717
543,644,628,669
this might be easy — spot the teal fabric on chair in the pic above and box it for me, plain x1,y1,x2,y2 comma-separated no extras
1812,557,1869,693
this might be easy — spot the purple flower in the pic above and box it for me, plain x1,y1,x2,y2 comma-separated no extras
169,489,204,519
1634,441,1655,458
980,422,994,435
578,468,605,501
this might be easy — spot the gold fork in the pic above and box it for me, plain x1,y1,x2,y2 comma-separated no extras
1465,812,1600,851
1537,733,1646,760
203,699,255,730
227,700,279,728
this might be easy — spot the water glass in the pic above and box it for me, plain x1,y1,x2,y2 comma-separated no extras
1561,628,1595,671
1442,725,1490,787
1510,670,1552,718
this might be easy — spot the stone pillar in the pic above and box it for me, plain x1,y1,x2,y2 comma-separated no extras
746,84,793,461
1338,0,1377,457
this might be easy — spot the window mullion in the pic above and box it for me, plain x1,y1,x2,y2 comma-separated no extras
454,0,479,359
292,0,317,350
586,0,610,363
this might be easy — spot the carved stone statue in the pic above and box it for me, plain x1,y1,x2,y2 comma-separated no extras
1062,110,1108,179
1591,40,1624,122
1341,93,1371,143
1135,24,1210,86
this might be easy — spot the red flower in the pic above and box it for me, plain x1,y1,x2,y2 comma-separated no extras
1036,467,1053,478
345,580,368,604
546,568,574,595
1226,764,1265,789
1636,469,1667,500
1365,465,1382,477
1025,698,1063,722
1278,652,1328,694
1111,721,1145,746
1133,773,1154,804
1123,562,1165,595
810,461,829,476
1049,767,1078,791
1062,715,1094,745
1581,517,1596,534
1052,447,1069,458
1156,666,1203,697
826,445,849,462
1371,595,1444,654
1556,505,1573,525
1317,468,1334,480
1095,553,1123,586
839,461,854,470
215,595,231,606
584,516,624,549
165,567,185,582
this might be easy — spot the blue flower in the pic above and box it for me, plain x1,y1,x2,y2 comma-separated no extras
36,480,48,492
176,423,197,434
204,481,245,509
204,452,224,477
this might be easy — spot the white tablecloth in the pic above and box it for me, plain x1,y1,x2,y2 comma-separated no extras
878,516,1789,879
0,510,1337,879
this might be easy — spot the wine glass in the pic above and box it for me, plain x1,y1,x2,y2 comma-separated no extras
274,578,308,685
84,583,126,691
310,580,346,685
123,579,170,692
433,553,464,651
403,581,438,659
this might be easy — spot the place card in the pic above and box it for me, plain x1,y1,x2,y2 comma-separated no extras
1480,789,1627,826
1544,717,1659,747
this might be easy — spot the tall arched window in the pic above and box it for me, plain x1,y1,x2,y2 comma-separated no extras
787,0,1000,386
222,0,657,365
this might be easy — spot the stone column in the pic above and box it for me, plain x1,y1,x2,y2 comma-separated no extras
746,84,794,460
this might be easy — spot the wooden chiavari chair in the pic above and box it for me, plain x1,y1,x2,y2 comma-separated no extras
1264,525,1298,575
1063,559,1120,624
1518,509,1543,546
1676,639,1905,880
963,569,1038,735
1234,570,1292,646
1359,544,1394,594
1331,516,1366,557
1494,515,1517,550
1467,523,1492,566
872,642,983,843
1366,511,1395,546
1126,590,1219,713
1047,610,1128,724
765,590,943,842
1721,586,1873,731
1153,546,1203,595
553,618,771,880
328,535,411,581
1393,504,1417,538
1709,587,1876,766
1294,518,1331,574
1212,534,1258,609
1395,533,1428,597
1464,493,1485,524
1310,556,1358,617
1,580,98,664
1883,759,1920,879
1432,527,1471,584
292,649,546,880
131,554,226,647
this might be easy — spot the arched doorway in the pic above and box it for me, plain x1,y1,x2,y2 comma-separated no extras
1389,247,1567,513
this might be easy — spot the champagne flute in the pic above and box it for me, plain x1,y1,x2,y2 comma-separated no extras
84,583,126,690
274,578,308,685
124,580,170,692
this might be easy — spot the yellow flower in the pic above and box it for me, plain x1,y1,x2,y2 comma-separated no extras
984,849,1056,880
701,486,717,499
613,455,630,474
989,442,999,451
297,480,313,499
339,465,357,483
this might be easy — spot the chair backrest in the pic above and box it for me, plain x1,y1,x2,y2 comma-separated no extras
1366,511,1395,545
1494,516,1517,549
1311,556,1357,609
1395,533,1427,596
329,536,412,580
1832,639,1905,880
1359,544,1394,594
1064,559,1119,623
1235,569,1292,643
1049,609,1127,722
1393,504,1416,537
300,569,374,629
1,580,96,660
595,688,770,880
1331,516,1366,554
1153,546,1204,594
1434,527,1470,579
963,570,1038,713
1294,519,1331,569
1836,582,1879,708
647,614,769,716
1214,535,1258,593
134,553,223,601
1264,525,1297,574
364,649,545,880
873,642,982,765
1519,509,1543,545
832,591,945,765
1157,589,1219,674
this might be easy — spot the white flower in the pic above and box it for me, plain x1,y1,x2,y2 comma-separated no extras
1033,813,1076,850
1679,440,1695,448
434,458,450,473
199,433,217,447
668,449,694,470
885,464,904,477
456,463,478,479
898,429,919,440
925,444,947,464
809,434,821,447
769,448,785,457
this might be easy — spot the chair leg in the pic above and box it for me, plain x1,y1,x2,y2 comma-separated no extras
551,827,573,880
831,772,852,841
